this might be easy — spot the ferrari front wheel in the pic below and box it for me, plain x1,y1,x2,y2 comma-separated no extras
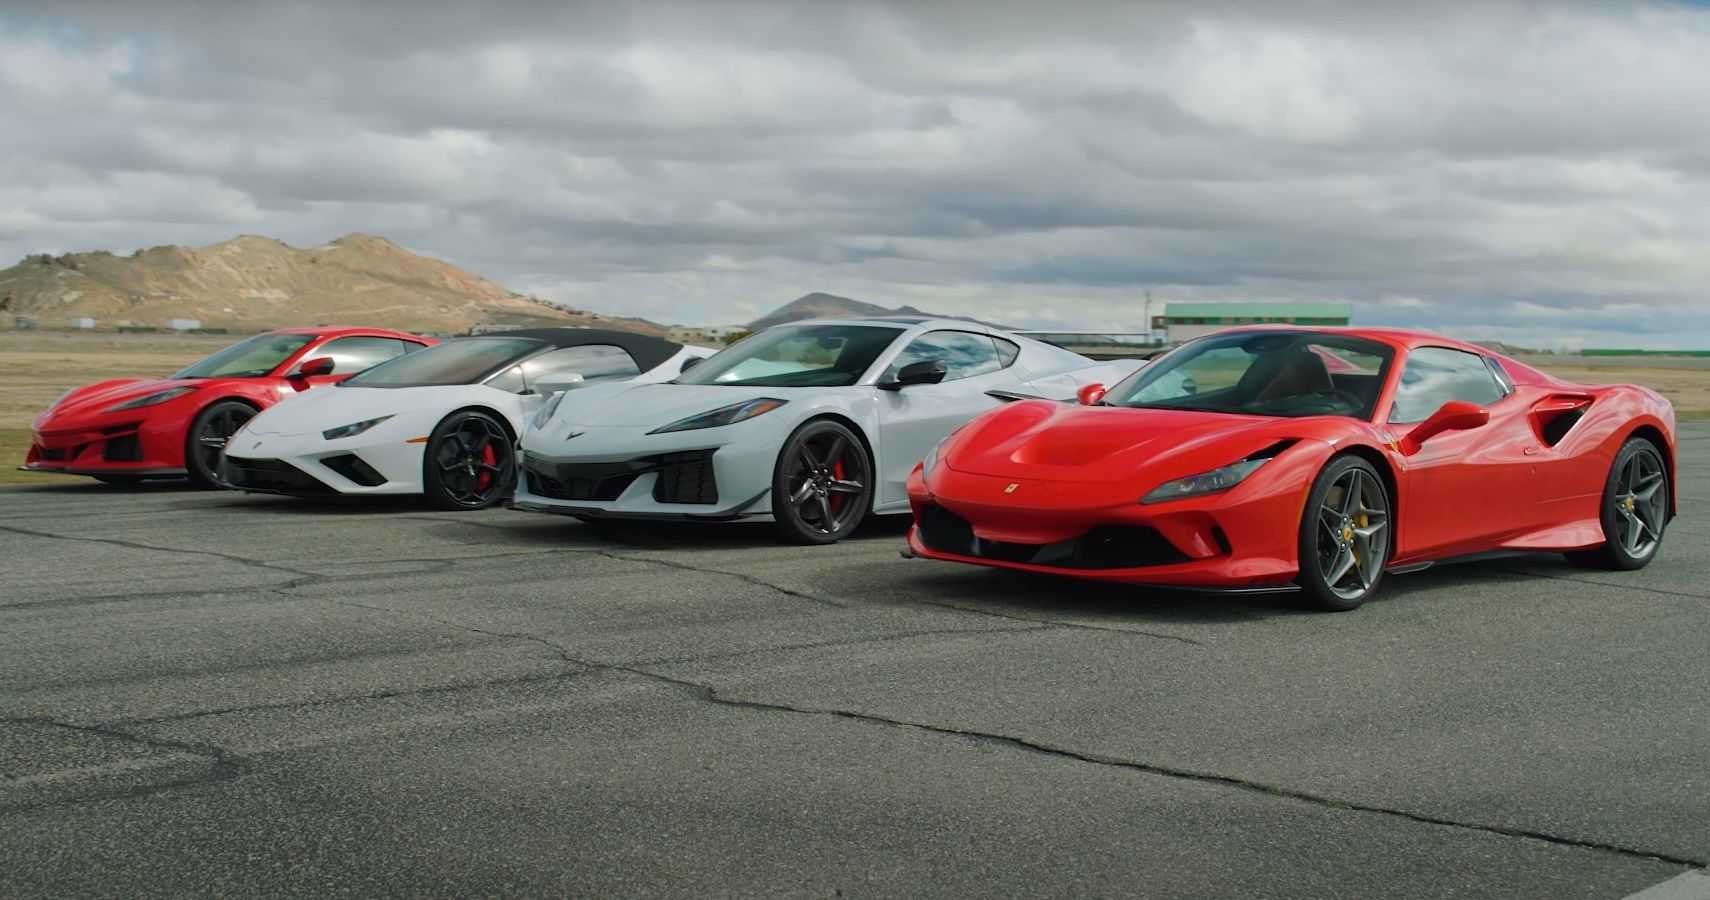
185,400,257,489
1296,456,1391,612
772,420,872,545
424,411,515,511
1567,437,1668,571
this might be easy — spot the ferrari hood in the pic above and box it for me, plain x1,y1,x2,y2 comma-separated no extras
553,382,819,429
944,400,1311,485
39,378,189,423
243,386,448,436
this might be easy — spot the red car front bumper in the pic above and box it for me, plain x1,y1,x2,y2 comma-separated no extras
905,455,1322,590
23,414,189,477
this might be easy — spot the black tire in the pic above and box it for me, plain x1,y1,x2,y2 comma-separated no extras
1295,456,1391,611
93,475,144,485
423,410,515,511
771,419,873,545
1566,438,1668,571
185,400,257,489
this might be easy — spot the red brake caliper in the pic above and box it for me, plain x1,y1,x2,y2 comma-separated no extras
475,440,496,491
828,457,846,515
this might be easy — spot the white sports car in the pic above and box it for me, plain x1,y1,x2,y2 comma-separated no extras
515,316,1145,542
221,329,712,510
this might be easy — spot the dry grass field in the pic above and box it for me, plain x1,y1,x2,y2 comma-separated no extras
1,330,1706,485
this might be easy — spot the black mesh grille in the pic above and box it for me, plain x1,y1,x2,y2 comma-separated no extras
39,447,68,461
225,457,335,495
321,453,387,487
102,433,142,462
525,469,640,502
916,504,1192,570
651,450,717,505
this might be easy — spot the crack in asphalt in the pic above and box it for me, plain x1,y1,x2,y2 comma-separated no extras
594,549,851,609
0,716,254,811
631,622,1058,666
0,523,315,579
1493,565,1710,602
904,599,1207,646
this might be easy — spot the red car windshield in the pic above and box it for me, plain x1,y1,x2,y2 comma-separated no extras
1105,331,1395,419
173,333,317,379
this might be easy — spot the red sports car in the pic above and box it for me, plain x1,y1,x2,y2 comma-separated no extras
905,327,1677,610
24,327,433,488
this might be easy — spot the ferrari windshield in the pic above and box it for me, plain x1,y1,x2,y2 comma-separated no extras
173,332,317,378
674,323,905,388
342,337,544,388
1104,331,1395,419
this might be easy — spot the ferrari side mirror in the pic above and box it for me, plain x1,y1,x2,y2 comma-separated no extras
290,356,335,379
880,359,949,391
1077,383,1106,406
1399,400,1489,454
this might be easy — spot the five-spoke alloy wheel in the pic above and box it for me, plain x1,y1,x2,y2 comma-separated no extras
772,420,872,544
1570,437,1669,570
424,410,515,510
1297,456,1391,611
187,400,258,489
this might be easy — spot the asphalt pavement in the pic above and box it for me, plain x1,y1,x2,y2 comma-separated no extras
2,424,1707,898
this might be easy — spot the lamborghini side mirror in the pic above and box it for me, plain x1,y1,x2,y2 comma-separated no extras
533,372,586,396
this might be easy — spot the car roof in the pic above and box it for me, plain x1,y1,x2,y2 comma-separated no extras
772,316,1002,334
449,328,688,372
1198,325,1502,358
268,326,427,339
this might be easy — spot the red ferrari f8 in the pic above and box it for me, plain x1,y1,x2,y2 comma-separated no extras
906,328,1676,610
24,327,433,488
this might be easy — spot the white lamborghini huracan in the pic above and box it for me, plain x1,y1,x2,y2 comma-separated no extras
221,329,712,509
515,317,1145,542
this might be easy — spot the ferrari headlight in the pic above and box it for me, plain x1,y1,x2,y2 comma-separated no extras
647,398,786,435
533,391,567,429
322,415,392,441
103,385,197,412
1141,458,1268,505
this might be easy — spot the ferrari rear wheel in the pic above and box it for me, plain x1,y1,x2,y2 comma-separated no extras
1567,437,1668,571
1296,456,1390,612
772,420,872,545
185,400,257,489
424,410,515,511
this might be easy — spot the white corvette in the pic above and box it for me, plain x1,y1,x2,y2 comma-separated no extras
515,316,1145,542
221,329,712,509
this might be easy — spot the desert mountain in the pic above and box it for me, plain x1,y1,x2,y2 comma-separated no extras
746,292,1004,330
0,233,664,335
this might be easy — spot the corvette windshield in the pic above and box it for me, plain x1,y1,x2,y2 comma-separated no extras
674,323,905,388
1104,331,1394,420
173,333,316,378
342,337,544,387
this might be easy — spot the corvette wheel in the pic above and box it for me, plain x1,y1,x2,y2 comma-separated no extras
424,411,515,511
772,420,872,545
185,400,257,489
1296,456,1390,611
1568,438,1668,571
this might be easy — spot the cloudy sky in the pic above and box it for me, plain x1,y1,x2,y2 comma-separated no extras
2,1,1708,348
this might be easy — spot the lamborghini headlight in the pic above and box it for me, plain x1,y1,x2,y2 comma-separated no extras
647,398,786,435
322,415,392,441
533,391,567,429
1141,458,1268,505
103,385,197,412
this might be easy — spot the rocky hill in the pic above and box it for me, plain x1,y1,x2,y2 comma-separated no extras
0,233,664,335
747,292,1003,330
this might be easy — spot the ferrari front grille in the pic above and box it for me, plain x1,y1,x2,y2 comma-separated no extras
917,505,1192,570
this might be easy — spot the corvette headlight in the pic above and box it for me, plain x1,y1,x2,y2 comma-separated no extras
103,385,197,412
44,389,75,412
647,398,786,435
533,391,567,429
1141,458,1268,505
322,415,392,441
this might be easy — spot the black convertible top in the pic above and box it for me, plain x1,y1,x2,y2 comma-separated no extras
465,328,686,372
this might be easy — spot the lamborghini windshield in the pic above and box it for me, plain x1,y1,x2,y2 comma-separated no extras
1104,331,1395,419
173,332,317,379
342,337,544,387
674,323,905,388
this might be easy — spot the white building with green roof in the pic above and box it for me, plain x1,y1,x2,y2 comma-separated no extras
1160,301,1352,342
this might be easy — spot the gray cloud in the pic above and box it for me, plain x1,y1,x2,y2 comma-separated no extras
3,0,1709,346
